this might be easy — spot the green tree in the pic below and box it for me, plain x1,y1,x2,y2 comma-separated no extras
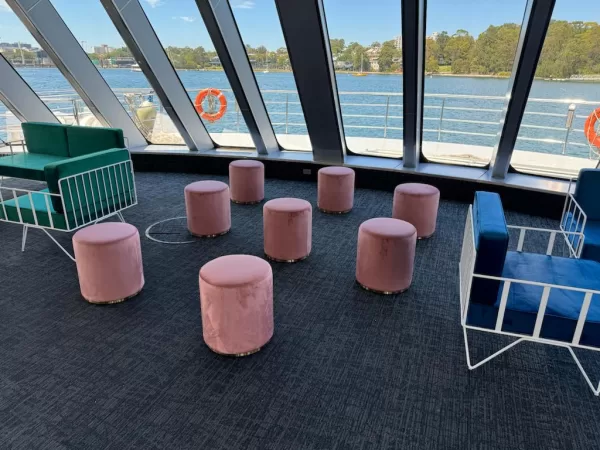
378,40,397,72
329,38,345,56
444,31,475,73
471,24,520,74
425,38,440,72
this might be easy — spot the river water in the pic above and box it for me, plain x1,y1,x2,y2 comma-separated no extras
2,68,600,158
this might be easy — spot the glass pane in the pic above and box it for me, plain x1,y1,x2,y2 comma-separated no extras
0,99,22,144
423,0,526,167
0,7,103,134
141,0,255,148
228,0,310,151
513,2,600,179
49,0,186,145
323,0,403,157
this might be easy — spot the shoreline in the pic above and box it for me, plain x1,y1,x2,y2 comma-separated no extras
12,66,600,82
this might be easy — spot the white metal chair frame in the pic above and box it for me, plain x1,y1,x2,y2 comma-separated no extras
459,204,600,396
0,160,137,261
560,179,588,257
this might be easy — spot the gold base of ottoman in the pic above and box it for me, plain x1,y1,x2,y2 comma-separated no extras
356,280,408,295
231,198,263,205
190,228,231,238
264,252,310,263
317,206,352,215
418,232,435,240
84,287,143,305
207,337,271,357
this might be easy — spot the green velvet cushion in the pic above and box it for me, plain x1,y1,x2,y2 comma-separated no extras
44,148,134,220
0,153,68,181
22,122,70,157
0,189,68,230
66,126,126,157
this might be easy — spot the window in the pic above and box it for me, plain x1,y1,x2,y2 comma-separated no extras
0,99,22,144
423,0,526,167
228,0,310,151
140,0,255,148
0,5,102,134
49,0,186,146
323,0,403,157
512,1,600,179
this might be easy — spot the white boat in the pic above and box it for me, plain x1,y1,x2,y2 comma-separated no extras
131,64,142,72
263,56,269,74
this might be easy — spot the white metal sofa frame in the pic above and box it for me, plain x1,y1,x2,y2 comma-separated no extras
459,199,600,396
0,160,137,261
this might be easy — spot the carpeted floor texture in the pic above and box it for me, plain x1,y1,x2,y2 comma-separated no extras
1,172,599,450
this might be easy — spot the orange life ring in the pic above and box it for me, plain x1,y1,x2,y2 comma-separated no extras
584,107,600,149
194,88,227,122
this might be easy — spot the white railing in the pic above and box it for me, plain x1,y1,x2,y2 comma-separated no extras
2,88,599,160
459,203,599,395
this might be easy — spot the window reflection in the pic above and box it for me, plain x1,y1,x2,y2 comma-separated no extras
422,0,526,167
324,0,403,157
50,0,187,146
513,3,600,179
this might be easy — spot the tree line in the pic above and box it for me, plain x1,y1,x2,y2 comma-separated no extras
425,20,600,78
73,20,600,78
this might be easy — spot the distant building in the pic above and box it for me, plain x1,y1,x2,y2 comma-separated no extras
394,35,402,49
210,56,221,66
113,56,135,67
36,50,53,66
366,46,381,72
428,32,440,41
334,59,353,70
93,45,113,55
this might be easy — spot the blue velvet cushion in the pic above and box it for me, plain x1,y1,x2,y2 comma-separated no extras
575,169,600,221
470,192,509,305
467,251,600,347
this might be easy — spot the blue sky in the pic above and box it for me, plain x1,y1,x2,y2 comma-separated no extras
0,0,596,50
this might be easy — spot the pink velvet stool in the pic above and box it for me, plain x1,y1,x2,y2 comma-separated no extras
73,223,144,304
185,180,231,237
356,218,416,294
392,183,440,239
199,255,274,356
264,198,312,262
318,166,355,214
229,160,265,204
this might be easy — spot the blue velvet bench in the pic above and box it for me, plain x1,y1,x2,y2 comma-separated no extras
459,191,600,395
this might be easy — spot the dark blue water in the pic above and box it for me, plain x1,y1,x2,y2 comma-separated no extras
2,68,600,158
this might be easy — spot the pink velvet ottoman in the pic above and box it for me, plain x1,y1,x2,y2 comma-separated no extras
318,166,355,214
264,198,312,262
392,183,440,239
229,160,265,204
73,223,144,304
185,180,231,237
356,218,416,294
199,255,274,356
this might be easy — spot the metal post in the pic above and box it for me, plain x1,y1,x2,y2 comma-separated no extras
562,103,576,155
490,0,556,178
383,95,390,138
438,97,446,142
72,98,80,125
274,0,345,163
285,93,289,134
401,0,426,168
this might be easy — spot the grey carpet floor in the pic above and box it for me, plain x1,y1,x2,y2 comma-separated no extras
0,172,599,450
